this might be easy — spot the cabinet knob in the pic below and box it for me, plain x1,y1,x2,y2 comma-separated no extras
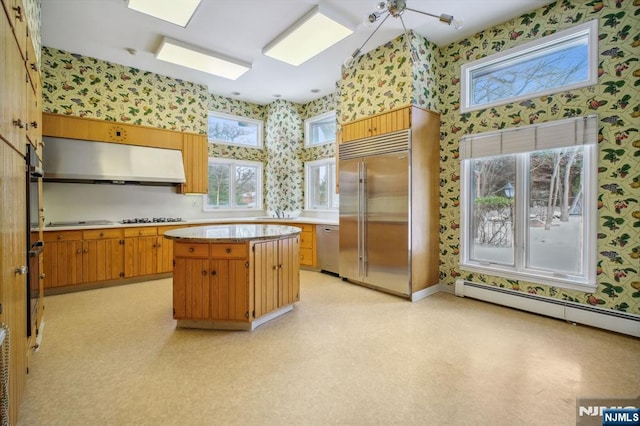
201,270,207,276
138,231,143,236
211,270,216,276
83,248,88,253
39,273,46,279
273,265,277,270
76,249,81,254
30,63,38,71
15,266,27,275
225,248,231,253
279,264,283,269
99,232,104,237
188,247,194,252
30,121,38,129
57,234,63,240
13,118,25,129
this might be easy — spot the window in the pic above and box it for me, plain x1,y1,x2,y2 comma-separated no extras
459,116,597,290
305,158,339,211
460,20,598,112
208,111,263,148
203,158,262,211
304,111,336,147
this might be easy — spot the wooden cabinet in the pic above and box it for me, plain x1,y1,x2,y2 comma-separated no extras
341,106,411,143
0,4,27,155
173,242,250,322
43,230,84,288
0,140,28,426
180,133,208,194
283,223,314,267
252,236,300,319
82,228,125,283
42,113,183,150
124,227,158,277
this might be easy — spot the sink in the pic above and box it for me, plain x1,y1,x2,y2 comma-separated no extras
253,216,296,221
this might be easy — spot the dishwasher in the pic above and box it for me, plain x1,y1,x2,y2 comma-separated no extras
316,225,339,275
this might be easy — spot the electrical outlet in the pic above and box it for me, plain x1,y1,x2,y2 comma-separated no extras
191,200,198,207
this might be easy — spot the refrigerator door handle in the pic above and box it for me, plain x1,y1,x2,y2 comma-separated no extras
361,161,368,277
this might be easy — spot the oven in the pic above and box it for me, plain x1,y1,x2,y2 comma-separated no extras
26,144,43,338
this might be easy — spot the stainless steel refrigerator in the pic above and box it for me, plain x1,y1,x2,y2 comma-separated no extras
338,120,440,298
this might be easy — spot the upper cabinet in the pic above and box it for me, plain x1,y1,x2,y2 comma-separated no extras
340,106,411,143
180,133,208,195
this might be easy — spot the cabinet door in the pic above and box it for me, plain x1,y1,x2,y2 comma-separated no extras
83,238,124,283
180,133,208,194
155,236,173,273
210,259,249,321
43,239,83,288
173,257,210,320
341,107,411,142
278,237,300,306
0,140,28,425
124,235,157,277
253,240,279,318
0,7,26,154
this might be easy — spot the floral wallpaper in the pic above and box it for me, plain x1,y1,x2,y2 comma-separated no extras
264,100,305,212
435,0,639,314
339,34,413,124
25,0,41,63
411,32,440,112
41,47,209,133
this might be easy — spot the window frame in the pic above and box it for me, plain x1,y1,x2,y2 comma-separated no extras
304,111,336,148
207,111,264,148
304,158,339,212
202,158,263,212
460,20,598,113
459,117,598,291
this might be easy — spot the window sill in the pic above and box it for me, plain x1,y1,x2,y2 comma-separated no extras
459,262,596,293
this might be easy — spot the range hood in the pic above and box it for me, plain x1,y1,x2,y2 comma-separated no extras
42,137,186,185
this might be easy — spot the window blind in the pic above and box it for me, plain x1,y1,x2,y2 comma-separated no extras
459,115,597,160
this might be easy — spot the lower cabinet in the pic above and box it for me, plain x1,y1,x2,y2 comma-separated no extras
253,237,300,318
171,235,300,329
173,242,250,321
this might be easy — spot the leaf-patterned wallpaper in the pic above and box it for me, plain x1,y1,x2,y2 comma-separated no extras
339,35,413,124
434,0,638,314
25,0,41,63
41,47,209,132
41,48,337,214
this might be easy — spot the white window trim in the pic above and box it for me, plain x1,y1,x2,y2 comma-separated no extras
459,116,598,292
460,20,599,113
304,158,338,212
304,111,336,148
202,157,263,212
207,111,264,148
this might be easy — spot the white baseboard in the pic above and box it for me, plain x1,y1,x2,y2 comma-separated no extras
455,279,639,337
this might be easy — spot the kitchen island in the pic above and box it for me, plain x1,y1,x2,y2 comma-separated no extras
164,224,302,331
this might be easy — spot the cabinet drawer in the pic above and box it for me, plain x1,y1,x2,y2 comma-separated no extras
124,227,157,237
210,243,247,259
83,228,123,240
44,230,83,242
300,247,313,266
174,243,209,258
300,231,313,249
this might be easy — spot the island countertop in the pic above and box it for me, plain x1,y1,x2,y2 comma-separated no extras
163,224,302,243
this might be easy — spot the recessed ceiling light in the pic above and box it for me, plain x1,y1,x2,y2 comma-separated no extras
127,0,202,27
231,91,241,96
263,4,354,66
273,94,282,98
310,89,320,93
155,37,251,80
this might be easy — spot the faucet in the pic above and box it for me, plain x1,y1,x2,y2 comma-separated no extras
274,209,283,218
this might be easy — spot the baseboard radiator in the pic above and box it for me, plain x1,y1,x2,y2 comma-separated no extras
455,280,639,338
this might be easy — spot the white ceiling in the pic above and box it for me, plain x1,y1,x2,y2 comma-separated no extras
41,0,554,105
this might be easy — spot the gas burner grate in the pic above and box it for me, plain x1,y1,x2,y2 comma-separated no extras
120,217,185,224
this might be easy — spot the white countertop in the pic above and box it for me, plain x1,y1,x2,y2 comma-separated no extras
164,224,302,242
39,215,338,232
